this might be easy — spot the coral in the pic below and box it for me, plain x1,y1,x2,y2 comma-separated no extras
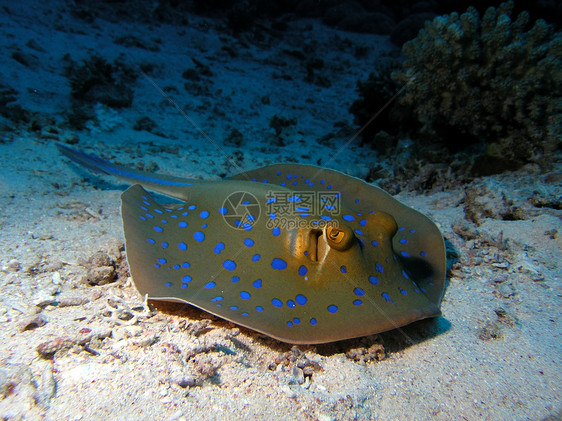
392,1,561,173
349,59,404,150
68,55,137,108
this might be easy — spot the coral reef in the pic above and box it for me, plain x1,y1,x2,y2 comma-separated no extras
392,1,561,173
68,55,137,108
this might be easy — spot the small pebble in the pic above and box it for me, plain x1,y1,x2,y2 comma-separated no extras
2,259,21,272
18,313,47,332
280,385,297,399
170,373,197,388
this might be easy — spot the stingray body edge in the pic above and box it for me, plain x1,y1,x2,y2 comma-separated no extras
60,145,447,344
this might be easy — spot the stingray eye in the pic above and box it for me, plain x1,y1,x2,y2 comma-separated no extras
325,224,355,251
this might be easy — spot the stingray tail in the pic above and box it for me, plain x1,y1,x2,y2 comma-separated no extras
57,143,197,199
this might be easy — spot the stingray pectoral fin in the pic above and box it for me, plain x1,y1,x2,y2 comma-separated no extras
58,143,197,200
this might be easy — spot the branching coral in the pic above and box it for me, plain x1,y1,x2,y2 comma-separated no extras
392,1,561,172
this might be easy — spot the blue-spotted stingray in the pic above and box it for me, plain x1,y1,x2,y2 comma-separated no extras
58,144,446,344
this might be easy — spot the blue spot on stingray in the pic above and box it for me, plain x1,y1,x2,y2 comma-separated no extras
402,270,410,279
276,171,281,176
244,238,254,247
165,282,172,287
280,182,286,186
173,264,180,270
181,212,188,216
223,260,237,271
327,185,332,190
181,284,188,289
355,230,363,236
320,180,325,184
359,219,367,226
145,213,154,219
298,265,308,277
287,300,296,308
200,210,209,219
310,318,317,326
240,291,251,300
231,276,240,283
353,299,363,306
139,215,146,221
355,198,360,203
320,215,332,221
161,220,168,224
162,242,169,249
354,287,365,296
286,174,292,180
295,294,308,305
271,258,287,270
399,238,408,244
204,281,216,289
154,226,163,232
340,266,347,274
343,215,355,222
242,201,250,205
262,179,268,183
288,195,301,202
420,251,427,257
252,254,261,262
181,262,190,268
400,289,408,295
269,213,276,220
214,242,225,254
400,251,410,257
182,275,192,283
154,209,163,214
327,305,338,314
287,321,293,327
371,240,379,247
410,229,416,233
147,238,155,244
382,292,392,302
154,264,160,268
178,242,187,251
256,306,264,312
252,279,262,289
170,215,177,219
188,205,196,210
157,258,167,264
369,276,379,285
201,223,208,229
193,231,205,242
230,306,238,311
398,227,404,231
293,318,301,325
266,197,277,204
272,298,283,308
219,207,228,215
376,263,384,273
178,221,187,228
211,296,223,302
